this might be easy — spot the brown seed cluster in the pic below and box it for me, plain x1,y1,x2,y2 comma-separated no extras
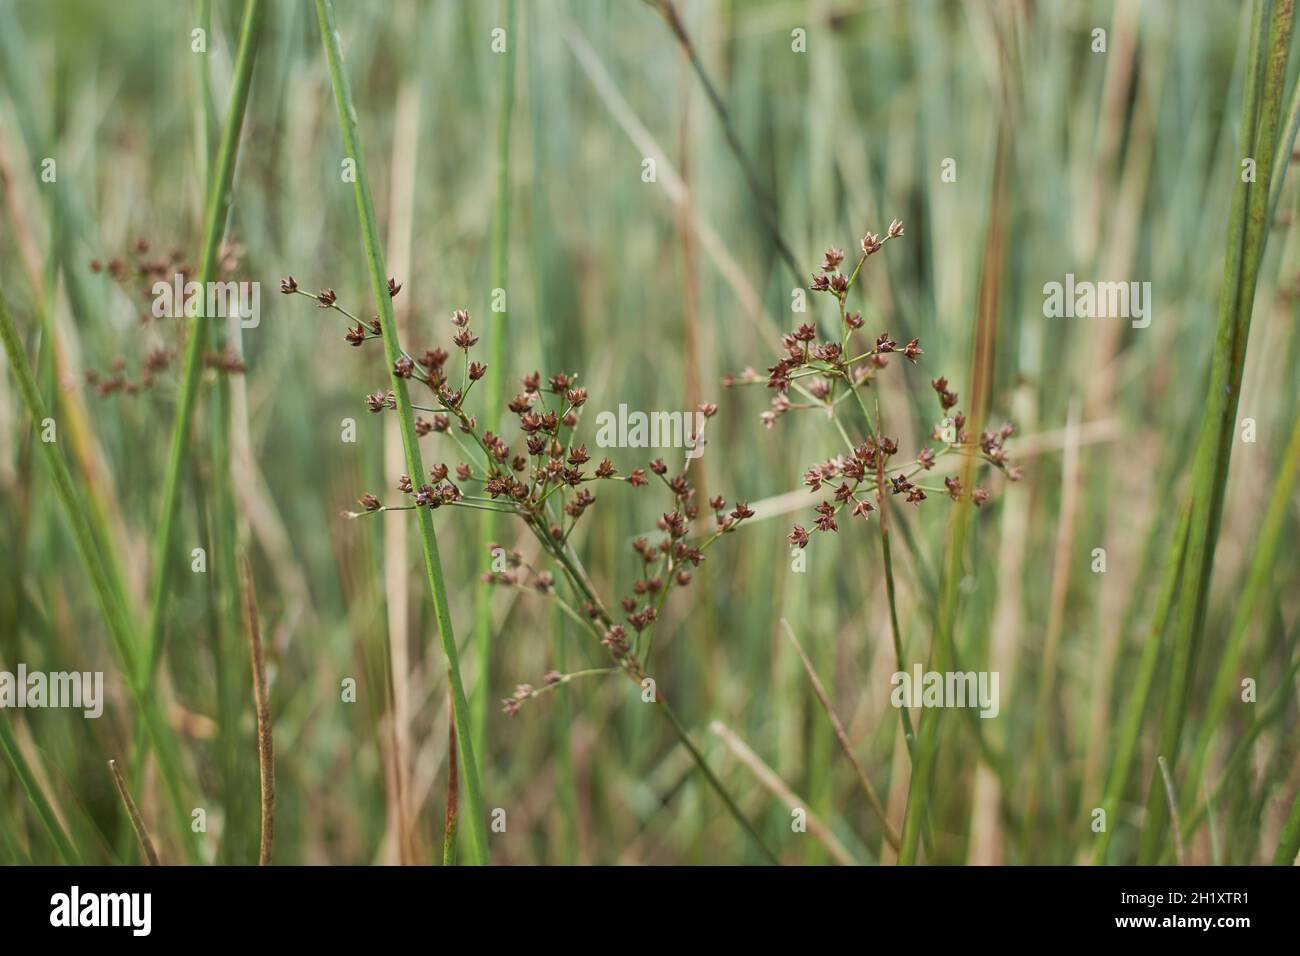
85,236,246,396
726,222,1020,549
287,279,750,713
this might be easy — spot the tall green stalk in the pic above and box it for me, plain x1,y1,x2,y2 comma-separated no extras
1139,0,1294,863
1090,502,1190,865
0,712,78,864
472,0,518,769
0,293,198,863
315,0,490,866
141,0,265,685
1183,412,1300,803
1274,787,1300,865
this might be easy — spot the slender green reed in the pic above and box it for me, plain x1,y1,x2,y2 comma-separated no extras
315,0,490,866
1139,0,1294,863
0,292,198,863
0,711,78,864
472,0,518,769
141,0,265,685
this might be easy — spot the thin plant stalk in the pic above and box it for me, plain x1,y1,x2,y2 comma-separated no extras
1155,756,1186,866
1139,0,1294,863
642,0,801,282
239,554,275,866
1091,501,1191,865
0,292,198,863
1183,411,1300,797
780,619,900,851
443,694,459,867
1272,782,1300,865
0,714,78,864
472,0,518,766
709,720,855,865
141,0,265,683
900,127,1009,865
108,759,160,866
315,0,490,866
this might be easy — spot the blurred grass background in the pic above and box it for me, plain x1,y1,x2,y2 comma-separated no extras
0,0,1297,865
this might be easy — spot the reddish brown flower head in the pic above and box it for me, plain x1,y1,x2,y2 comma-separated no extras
419,348,449,370
387,277,402,298
394,356,415,378
813,501,838,533
359,493,381,512
345,324,365,346
627,468,648,487
469,361,487,381
280,276,298,294
367,389,396,413
789,524,811,549
316,288,337,308
821,247,845,272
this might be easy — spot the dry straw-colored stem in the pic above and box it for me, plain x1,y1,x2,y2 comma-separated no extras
239,554,275,866
108,759,160,866
780,619,900,852
709,720,855,865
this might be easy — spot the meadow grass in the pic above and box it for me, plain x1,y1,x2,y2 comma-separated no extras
0,0,1297,867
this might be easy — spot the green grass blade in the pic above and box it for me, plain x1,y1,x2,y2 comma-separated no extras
1139,0,1294,863
315,0,491,866
0,716,78,864
472,0,518,771
141,0,265,684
